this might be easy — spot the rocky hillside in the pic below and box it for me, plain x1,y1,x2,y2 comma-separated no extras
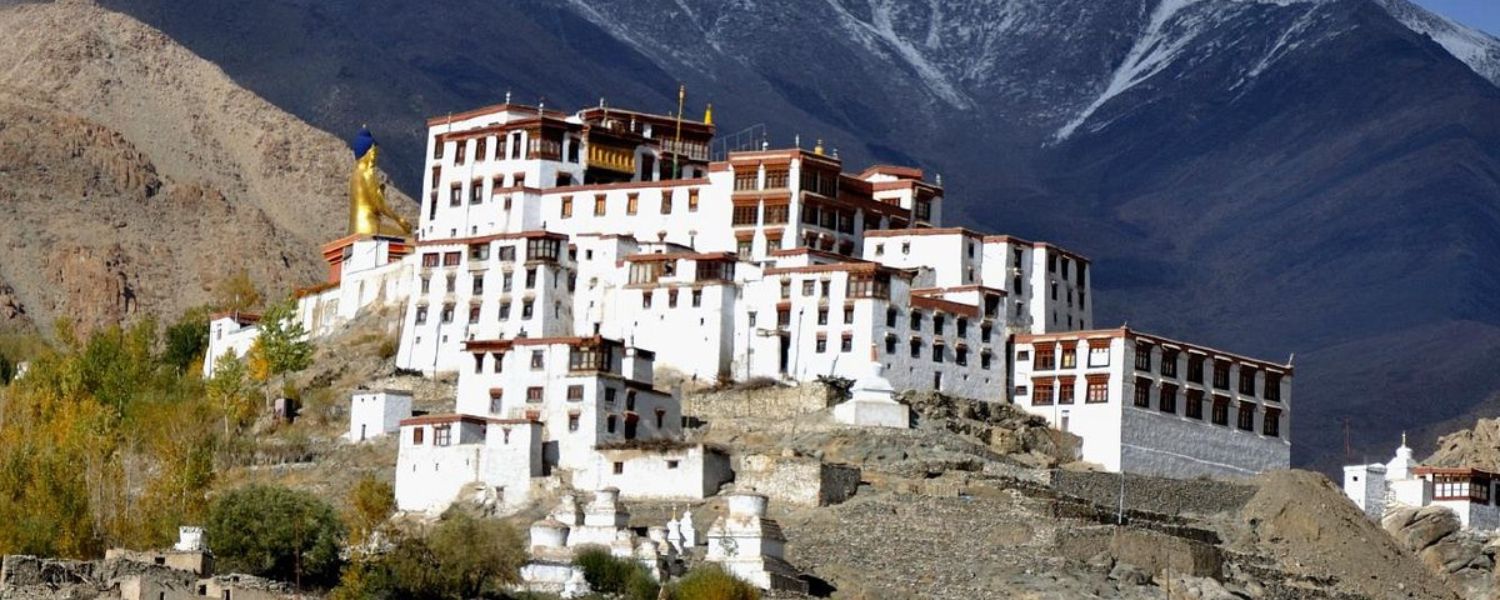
0,0,410,334
1425,417,1500,472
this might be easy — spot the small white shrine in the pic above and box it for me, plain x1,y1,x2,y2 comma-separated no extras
832,359,909,429
705,492,807,593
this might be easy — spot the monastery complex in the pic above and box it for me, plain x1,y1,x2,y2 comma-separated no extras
202,96,1300,591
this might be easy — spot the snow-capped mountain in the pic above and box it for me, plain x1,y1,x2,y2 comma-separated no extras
1378,0,1500,86
96,0,1500,471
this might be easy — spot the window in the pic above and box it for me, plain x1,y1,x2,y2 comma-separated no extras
1135,342,1152,371
689,189,700,211
499,302,511,319
981,323,992,340
445,274,456,293
737,239,752,259
613,461,624,474
732,204,758,226
843,306,854,324
1213,360,1231,390
815,338,828,353
625,391,637,411
1017,350,1030,361
440,304,454,323
470,180,483,204
468,305,481,324
1237,402,1255,431
412,427,425,445
692,290,703,308
981,350,993,369
443,252,461,267
1036,348,1055,370
874,243,885,256
1015,385,1029,397
604,388,617,406
626,193,638,215
499,246,516,261
934,315,945,335
955,345,968,365
1061,346,1077,368
433,139,444,160
817,308,828,325
1239,366,1257,396
764,203,788,224
1032,380,1054,406
422,253,440,268
561,196,573,218
660,193,673,214
910,339,922,359
526,268,537,289
1161,349,1178,377
594,196,606,216
568,414,580,432
1159,384,1177,414
1187,356,1205,383
455,140,467,164
1133,378,1151,408
492,353,504,373
415,306,428,324
780,280,791,299
668,289,679,308
802,280,816,296
1087,341,1110,367
607,416,617,434
1212,396,1230,426
1186,390,1204,419
567,385,584,402
470,244,490,261
450,184,462,206
932,342,945,364
910,311,924,331
1086,376,1108,403
667,460,680,469
820,281,831,297
472,276,485,295
522,300,534,318
526,386,544,403
1058,378,1074,404
434,425,451,447
1265,372,1283,402
1263,407,1281,437
886,308,899,327
530,350,544,370
885,335,898,354
957,318,968,337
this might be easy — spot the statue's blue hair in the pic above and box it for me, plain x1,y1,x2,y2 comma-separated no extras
352,128,376,159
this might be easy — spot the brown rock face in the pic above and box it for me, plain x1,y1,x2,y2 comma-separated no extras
0,1,412,334
1382,504,1496,599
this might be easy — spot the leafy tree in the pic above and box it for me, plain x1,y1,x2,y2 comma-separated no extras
213,269,262,313
205,353,256,435
246,299,312,383
346,475,395,547
335,512,525,599
667,564,760,600
163,306,211,373
574,546,659,600
206,484,345,588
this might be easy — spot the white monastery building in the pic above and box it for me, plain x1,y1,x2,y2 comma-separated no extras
1013,327,1292,478
211,95,1300,488
1343,437,1500,531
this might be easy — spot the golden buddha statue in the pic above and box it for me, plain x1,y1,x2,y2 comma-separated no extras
348,128,412,237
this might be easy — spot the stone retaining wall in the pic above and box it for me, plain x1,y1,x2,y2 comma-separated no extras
1049,470,1256,517
682,382,838,423
735,453,861,507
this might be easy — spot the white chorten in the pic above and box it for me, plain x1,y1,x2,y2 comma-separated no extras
1387,432,1415,481
833,354,909,429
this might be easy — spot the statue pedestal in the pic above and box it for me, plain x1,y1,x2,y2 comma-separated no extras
320,234,411,284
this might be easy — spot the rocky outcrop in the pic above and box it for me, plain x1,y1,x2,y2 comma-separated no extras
903,390,1080,467
1382,505,1498,599
1428,419,1500,473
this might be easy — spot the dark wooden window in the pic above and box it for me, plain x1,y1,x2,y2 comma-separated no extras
1265,372,1283,402
1133,378,1151,408
1212,396,1230,426
1240,366,1257,396
1135,342,1153,371
1263,407,1281,437
1213,360,1231,390
1185,389,1204,419
1159,383,1177,414
1160,349,1178,378
1237,402,1255,431
1086,376,1109,403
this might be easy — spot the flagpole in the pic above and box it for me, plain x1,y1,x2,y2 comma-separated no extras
674,84,685,179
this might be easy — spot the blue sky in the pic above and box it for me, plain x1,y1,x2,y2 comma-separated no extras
1415,0,1500,36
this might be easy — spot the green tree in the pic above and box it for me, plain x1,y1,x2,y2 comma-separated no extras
667,564,760,600
346,475,395,547
246,299,312,382
163,306,211,374
205,353,256,436
206,485,345,588
574,546,659,600
337,512,525,600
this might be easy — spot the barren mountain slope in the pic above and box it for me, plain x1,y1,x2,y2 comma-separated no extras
0,0,410,333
